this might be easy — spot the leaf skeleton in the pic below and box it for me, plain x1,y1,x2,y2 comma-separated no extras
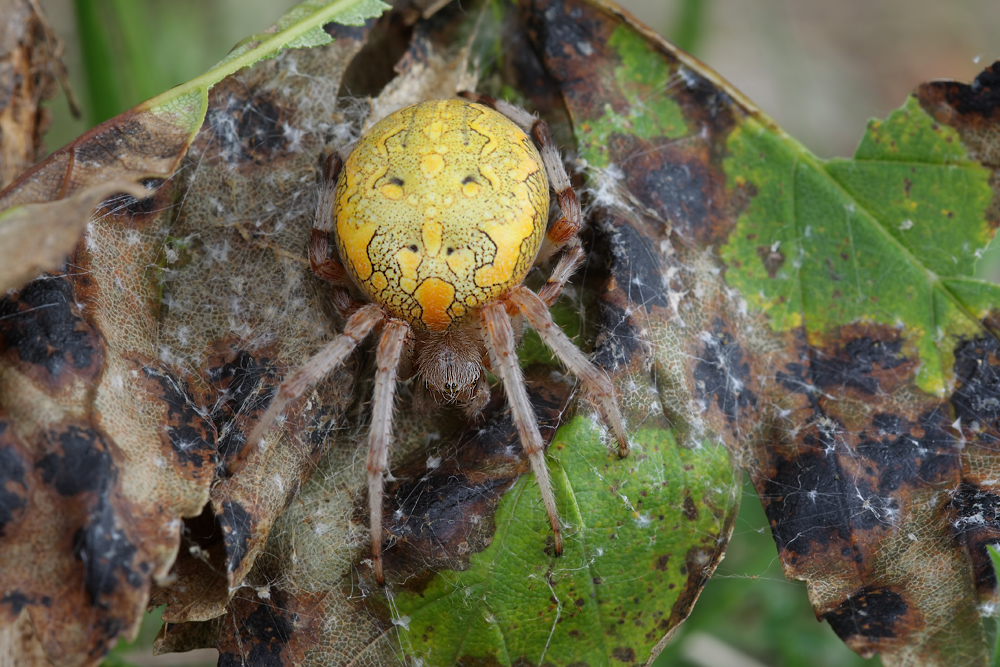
236,94,629,584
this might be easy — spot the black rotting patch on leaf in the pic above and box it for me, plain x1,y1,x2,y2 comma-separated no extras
856,409,959,492
97,178,165,219
209,350,275,462
0,439,27,535
822,586,908,641
590,210,649,372
811,338,905,393
206,90,294,165
36,425,114,497
612,132,712,241
952,481,1000,531
759,437,856,560
378,376,571,592
604,217,669,310
140,363,217,468
527,0,604,79
761,404,959,566
778,336,906,407
800,424,898,539
74,488,142,606
221,500,253,574
693,320,756,422
322,15,375,41
929,62,1000,120
211,351,274,414
0,277,102,385
950,482,1000,592
677,65,738,126
303,403,341,454
1,591,35,615
503,3,568,130
952,335,1000,441
592,298,644,374
217,590,296,667
72,119,150,165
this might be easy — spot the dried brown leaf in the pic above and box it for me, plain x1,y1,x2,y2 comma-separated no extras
0,180,148,292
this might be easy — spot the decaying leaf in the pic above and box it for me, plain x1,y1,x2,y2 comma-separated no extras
729,54,1000,667
0,1,390,665
1,0,999,665
0,180,148,292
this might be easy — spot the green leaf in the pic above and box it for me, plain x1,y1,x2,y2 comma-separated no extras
574,26,691,169
395,420,734,666
715,58,1000,667
720,95,994,393
211,0,388,68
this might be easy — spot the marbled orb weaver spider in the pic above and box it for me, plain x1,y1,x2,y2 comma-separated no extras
243,94,629,584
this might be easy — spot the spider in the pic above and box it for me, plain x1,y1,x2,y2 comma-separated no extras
240,94,629,584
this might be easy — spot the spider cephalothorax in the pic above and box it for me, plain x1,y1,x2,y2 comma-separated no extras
242,95,629,584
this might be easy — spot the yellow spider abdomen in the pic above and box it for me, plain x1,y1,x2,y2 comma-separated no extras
334,99,549,331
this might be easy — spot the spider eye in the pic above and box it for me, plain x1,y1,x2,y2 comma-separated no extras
408,244,419,253
461,175,476,185
389,176,404,186
446,247,454,256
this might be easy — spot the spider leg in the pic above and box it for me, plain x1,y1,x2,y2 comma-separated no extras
367,320,409,585
481,302,563,556
507,286,629,456
310,153,351,286
310,153,362,320
461,93,584,300
536,236,584,306
460,92,581,262
309,228,349,286
462,372,491,419
529,119,581,261
232,303,384,475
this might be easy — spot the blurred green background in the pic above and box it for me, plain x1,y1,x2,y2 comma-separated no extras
29,1,1000,665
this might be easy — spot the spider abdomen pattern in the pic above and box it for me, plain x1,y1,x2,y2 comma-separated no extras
334,99,549,331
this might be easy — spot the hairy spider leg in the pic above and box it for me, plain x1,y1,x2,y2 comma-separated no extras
508,286,629,456
530,119,582,258
310,153,357,318
466,92,630,551
537,237,584,306
462,92,584,308
460,92,582,265
481,301,564,555
478,97,626,445
233,303,384,474
367,320,409,585
309,154,348,283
